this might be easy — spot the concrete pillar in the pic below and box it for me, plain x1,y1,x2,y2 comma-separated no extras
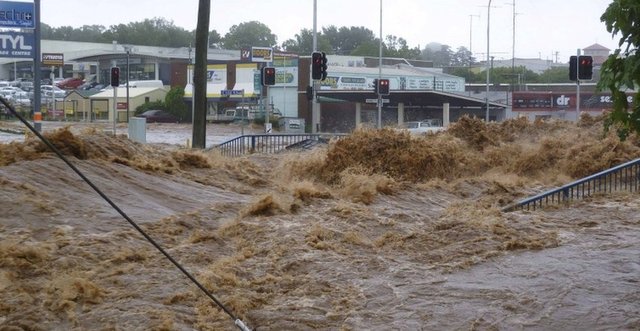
398,102,405,126
443,102,450,128
355,102,362,129
154,62,159,80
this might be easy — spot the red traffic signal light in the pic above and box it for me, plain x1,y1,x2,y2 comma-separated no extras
110,67,120,87
311,51,328,81
262,66,276,86
377,78,390,95
578,55,593,80
569,55,593,81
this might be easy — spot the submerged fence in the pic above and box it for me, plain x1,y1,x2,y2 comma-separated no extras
214,133,344,157
503,158,640,212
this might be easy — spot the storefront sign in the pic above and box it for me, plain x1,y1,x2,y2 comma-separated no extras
0,31,33,58
42,53,64,66
0,1,35,28
251,47,273,62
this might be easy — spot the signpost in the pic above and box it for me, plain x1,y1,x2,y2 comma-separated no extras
366,98,389,107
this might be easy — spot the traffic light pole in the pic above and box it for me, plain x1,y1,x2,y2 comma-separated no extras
311,0,319,133
576,48,581,119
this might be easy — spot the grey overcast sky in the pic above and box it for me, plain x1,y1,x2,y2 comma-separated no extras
39,0,619,62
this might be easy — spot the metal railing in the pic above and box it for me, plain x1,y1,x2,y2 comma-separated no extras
214,133,345,157
503,158,640,212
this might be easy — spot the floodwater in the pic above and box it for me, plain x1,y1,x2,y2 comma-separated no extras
0,116,639,330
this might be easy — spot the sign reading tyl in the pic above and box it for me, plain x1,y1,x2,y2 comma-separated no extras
0,31,33,58
0,1,35,28
251,47,273,62
42,53,64,66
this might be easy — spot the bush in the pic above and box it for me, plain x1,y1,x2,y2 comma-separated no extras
135,100,165,115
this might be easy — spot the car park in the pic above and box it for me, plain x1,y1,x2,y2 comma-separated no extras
136,109,179,123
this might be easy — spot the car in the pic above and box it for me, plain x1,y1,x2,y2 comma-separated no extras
56,77,85,90
136,110,179,123
401,119,444,134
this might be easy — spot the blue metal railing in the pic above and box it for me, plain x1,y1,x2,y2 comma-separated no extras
503,158,640,212
214,133,345,157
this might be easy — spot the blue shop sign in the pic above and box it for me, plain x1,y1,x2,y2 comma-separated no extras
0,1,35,29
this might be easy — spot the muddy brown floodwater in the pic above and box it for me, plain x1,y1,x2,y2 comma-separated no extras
0,116,639,330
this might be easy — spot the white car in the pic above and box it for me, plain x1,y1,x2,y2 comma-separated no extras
401,119,444,134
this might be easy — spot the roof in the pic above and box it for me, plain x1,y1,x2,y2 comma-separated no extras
0,40,240,65
65,90,101,99
317,89,507,109
89,87,165,99
583,43,611,51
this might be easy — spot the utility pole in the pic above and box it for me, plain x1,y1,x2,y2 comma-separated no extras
192,0,210,149
377,0,383,129
485,0,492,122
33,0,42,132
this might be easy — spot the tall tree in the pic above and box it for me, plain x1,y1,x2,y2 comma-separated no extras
383,35,421,59
102,18,193,47
599,0,640,139
322,26,376,55
451,46,475,66
281,29,332,54
421,42,453,67
222,21,277,49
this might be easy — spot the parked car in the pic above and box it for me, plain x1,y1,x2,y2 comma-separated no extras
136,110,179,123
56,77,85,90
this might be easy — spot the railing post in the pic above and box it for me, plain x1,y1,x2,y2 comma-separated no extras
251,136,256,153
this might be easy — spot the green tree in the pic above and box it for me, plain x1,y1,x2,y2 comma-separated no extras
281,29,332,54
538,66,571,84
599,0,640,139
350,41,380,57
102,18,193,47
165,87,188,120
451,46,475,66
421,43,453,67
222,21,277,49
384,35,421,59
323,26,377,55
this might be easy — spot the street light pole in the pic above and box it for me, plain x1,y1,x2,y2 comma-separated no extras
485,0,492,122
125,47,130,122
188,44,193,123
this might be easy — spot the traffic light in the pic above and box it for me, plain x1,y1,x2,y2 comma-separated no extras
311,51,328,81
578,55,593,80
373,78,378,94
569,55,593,81
110,67,120,87
569,56,577,81
378,79,390,95
262,66,276,86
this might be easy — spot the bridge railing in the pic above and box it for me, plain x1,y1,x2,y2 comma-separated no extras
214,133,345,157
503,158,640,212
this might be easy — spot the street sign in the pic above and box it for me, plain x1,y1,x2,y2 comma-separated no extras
0,1,35,29
365,98,390,103
221,89,244,96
